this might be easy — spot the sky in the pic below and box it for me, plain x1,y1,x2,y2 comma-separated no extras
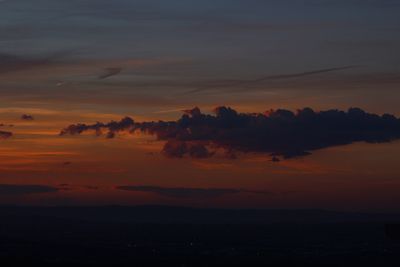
0,0,400,211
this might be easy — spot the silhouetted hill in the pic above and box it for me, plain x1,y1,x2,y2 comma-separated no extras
1,205,400,224
1,206,400,266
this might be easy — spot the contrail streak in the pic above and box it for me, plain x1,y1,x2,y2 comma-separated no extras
185,65,358,94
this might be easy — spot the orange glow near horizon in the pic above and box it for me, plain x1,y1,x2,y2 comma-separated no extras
1,105,400,212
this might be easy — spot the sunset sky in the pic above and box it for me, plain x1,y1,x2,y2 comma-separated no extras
1,0,400,211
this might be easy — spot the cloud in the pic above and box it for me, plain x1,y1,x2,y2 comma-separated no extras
0,123,14,127
116,185,270,198
83,185,99,190
98,67,122,79
21,114,34,121
162,140,214,158
60,117,135,138
0,130,12,139
0,51,72,75
0,184,59,195
60,106,400,159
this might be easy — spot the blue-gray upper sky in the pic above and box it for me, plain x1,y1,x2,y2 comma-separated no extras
1,0,400,115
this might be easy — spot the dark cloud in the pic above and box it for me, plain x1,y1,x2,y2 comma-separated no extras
60,106,400,159
60,117,135,138
162,140,214,158
21,114,34,121
57,184,72,191
58,184,98,190
0,130,12,139
0,123,14,127
116,185,270,199
271,156,281,162
0,184,59,195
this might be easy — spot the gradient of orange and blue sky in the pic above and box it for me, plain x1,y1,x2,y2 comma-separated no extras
0,0,400,211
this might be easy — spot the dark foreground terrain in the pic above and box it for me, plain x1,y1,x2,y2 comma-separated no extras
0,206,400,266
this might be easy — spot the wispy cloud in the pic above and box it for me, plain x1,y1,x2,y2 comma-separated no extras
98,67,122,80
0,51,74,75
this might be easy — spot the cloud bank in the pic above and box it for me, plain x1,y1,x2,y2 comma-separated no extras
116,185,270,199
60,106,400,159
0,184,59,195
